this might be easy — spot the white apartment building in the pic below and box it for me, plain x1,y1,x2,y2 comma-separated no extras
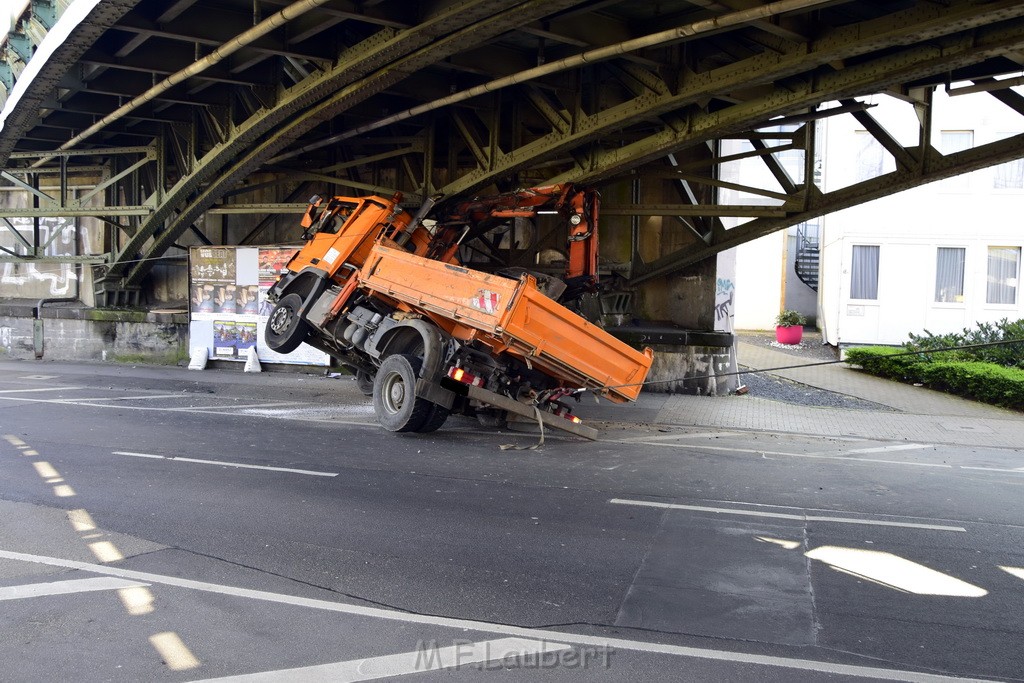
725,87,1024,348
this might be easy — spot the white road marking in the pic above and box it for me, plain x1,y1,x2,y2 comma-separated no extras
53,484,75,497
160,401,306,412
842,444,930,455
612,431,743,443
609,499,967,532
960,466,1024,475
111,451,338,477
67,394,190,402
197,637,571,682
853,458,950,468
755,536,801,550
806,546,987,597
175,457,338,477
603,438,796,457
999,566,1024,581
0,549,987,683
0,386,82,394
603,437,953,469
113,451,165,459
0,395,377,426
0,577,146,601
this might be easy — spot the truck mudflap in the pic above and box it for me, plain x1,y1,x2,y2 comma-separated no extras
465,385,599,441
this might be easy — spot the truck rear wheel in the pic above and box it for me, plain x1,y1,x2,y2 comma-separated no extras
416,404,450,433
265,293,309,353
373,354,434,432
354,370,375,396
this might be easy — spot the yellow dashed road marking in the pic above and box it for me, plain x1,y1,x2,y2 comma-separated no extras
67,509,97,532
119,586,156,615
88,541,124,563
33,462,60,479
149,632,200,671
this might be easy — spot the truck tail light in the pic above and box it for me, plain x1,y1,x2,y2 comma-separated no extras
551,405,582,423
448,366,484,387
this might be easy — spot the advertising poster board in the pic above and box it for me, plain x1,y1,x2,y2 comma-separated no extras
189,245,329,366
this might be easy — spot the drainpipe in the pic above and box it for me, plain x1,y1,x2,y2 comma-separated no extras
30,0,335,168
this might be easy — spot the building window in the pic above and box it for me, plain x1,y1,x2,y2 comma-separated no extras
940,130,974,152
993,158,1024,189
935,247,965,303
850,245,879,300
854,131,884,182
987,246,1020,304
939,131,974,190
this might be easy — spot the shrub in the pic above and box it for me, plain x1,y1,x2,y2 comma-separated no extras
907,318,1024,369
775,309,807,327
843,346,924,382
844,347,1024,410
918,361,1024,410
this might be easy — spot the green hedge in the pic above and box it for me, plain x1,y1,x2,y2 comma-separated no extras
844,347,1024,410
918,362,1024,411
907,318,1024,369
843,347,925,382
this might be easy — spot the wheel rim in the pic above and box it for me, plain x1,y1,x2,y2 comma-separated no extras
269,306,291,334
380,371,406,415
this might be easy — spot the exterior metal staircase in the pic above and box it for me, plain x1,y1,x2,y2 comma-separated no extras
794,222,820,291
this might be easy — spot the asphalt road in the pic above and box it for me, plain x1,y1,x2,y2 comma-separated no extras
0,360,1021,682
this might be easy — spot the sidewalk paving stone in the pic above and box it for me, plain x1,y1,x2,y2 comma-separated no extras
643,340,1024,450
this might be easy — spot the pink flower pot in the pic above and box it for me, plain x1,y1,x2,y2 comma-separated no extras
775,325,803,345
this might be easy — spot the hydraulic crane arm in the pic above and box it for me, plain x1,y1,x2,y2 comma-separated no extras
432,183,600,290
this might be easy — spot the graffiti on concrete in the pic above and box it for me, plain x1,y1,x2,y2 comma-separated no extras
0,217,81,296
714,277,734,322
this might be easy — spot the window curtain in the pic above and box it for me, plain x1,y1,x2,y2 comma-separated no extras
939,131,974,190
854,132,883,182
987,247,1020,304
935,247,965,302
850,245,879,300
993,158,1024,189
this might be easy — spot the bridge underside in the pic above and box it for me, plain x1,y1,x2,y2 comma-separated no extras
2,0,1024,311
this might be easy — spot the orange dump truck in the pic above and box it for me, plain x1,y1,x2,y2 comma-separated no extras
265,185,653,438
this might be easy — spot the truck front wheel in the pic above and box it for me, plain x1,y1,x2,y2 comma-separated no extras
265,293,309,353
373,354,434,432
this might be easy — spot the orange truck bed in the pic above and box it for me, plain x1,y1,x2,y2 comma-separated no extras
360,243,653,403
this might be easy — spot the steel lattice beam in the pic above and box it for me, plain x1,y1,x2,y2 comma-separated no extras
630,89,1024,284
5,0,1024,302
439,0,1024,198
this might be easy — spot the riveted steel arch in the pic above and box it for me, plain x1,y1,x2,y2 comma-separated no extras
105,0,537,287
437,0,1024,199
4,0,1024,306
118,0,588,288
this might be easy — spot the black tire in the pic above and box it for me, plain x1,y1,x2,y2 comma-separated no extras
265,293,309,353
355,371,375,396
416,404,450,433
373,354,434,432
